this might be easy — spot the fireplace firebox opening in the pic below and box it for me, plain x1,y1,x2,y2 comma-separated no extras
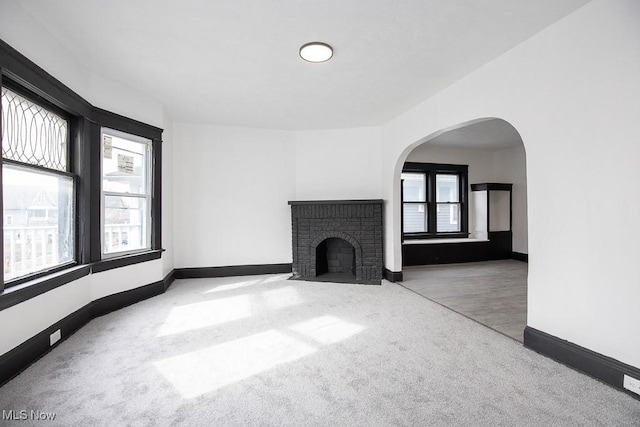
316,238,356,279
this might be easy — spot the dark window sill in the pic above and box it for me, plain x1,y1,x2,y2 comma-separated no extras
3,261,79,289
403,233,469,240
0,265,90,311
0,250,163,311
91,250,162,274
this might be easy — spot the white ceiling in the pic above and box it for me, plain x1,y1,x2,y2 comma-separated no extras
17,0,589,130
427,119,523,150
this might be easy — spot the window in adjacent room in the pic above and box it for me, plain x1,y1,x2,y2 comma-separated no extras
1,86,75,281
436,173,461,232
101,128,152,256
401,163,468,239
401,172,428,233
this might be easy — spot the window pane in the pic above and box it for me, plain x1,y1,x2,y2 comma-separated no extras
436,174,459,202
1,87,68,171
3,165,74,281
102,128,151,256
104,196,148,254
402,173,426,202
403,203,427,233
102,132,147,195
437,203,461,232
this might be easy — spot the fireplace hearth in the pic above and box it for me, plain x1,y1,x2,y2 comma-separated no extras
288,200,383,285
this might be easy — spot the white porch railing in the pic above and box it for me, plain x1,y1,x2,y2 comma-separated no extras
103,224,143,254
3,225,61,281
4,224,142,281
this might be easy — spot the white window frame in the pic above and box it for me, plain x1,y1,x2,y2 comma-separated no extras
100,128,152,258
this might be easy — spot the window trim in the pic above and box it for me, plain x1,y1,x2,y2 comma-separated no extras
100,127,153,258
402,162,469,240
2,83,78,285
0,38,163,301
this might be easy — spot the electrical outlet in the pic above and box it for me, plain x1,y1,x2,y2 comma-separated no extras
49,329,61,346
623,374,640,395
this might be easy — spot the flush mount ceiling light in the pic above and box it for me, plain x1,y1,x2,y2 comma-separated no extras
299,42,333,63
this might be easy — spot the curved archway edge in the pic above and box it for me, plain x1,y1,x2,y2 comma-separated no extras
384,117,527,275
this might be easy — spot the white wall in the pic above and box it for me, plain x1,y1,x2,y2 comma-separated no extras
381,0,640,367
0,276,91,355
162,107,175,277
493,146,528,253
405,144,528,253
0,1,89,103
406,145,496,183
294,127,382,200
172,124,383,268
173,123,296,268
90,260,164,301
0,4,173,356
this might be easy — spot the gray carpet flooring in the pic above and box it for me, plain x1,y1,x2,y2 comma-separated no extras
401,260,527,342
1,274,638,426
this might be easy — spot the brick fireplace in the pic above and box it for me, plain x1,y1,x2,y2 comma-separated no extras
288,200,383,285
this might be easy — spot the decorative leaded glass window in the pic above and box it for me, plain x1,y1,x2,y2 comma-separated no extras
1,85,75,282
1,87,68,171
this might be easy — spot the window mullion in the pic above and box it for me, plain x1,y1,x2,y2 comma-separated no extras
427,171,436,234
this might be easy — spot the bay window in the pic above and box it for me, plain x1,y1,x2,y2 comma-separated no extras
1,37,163,296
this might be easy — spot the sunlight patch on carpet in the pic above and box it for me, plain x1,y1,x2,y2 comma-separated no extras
202,279,263,294
156,295,252,337
154,330,317,398
289,316,365,345
260,274,292,283
260,286,302,310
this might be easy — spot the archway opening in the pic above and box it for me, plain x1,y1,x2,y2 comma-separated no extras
395,118,529,342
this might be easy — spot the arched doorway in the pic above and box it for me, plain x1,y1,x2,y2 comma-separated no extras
394,118,529,342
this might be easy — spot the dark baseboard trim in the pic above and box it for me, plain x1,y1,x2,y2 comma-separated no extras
384,268,403,282
163,269,176,291
524,327,640,400
512,252,528,262
0,304,92,386
92,281,164,318
0,278,169,387
175,263,292,279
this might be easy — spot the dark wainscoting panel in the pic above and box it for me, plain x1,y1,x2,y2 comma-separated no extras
402,231,512,266
524,327,640,400
175,263,292,279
